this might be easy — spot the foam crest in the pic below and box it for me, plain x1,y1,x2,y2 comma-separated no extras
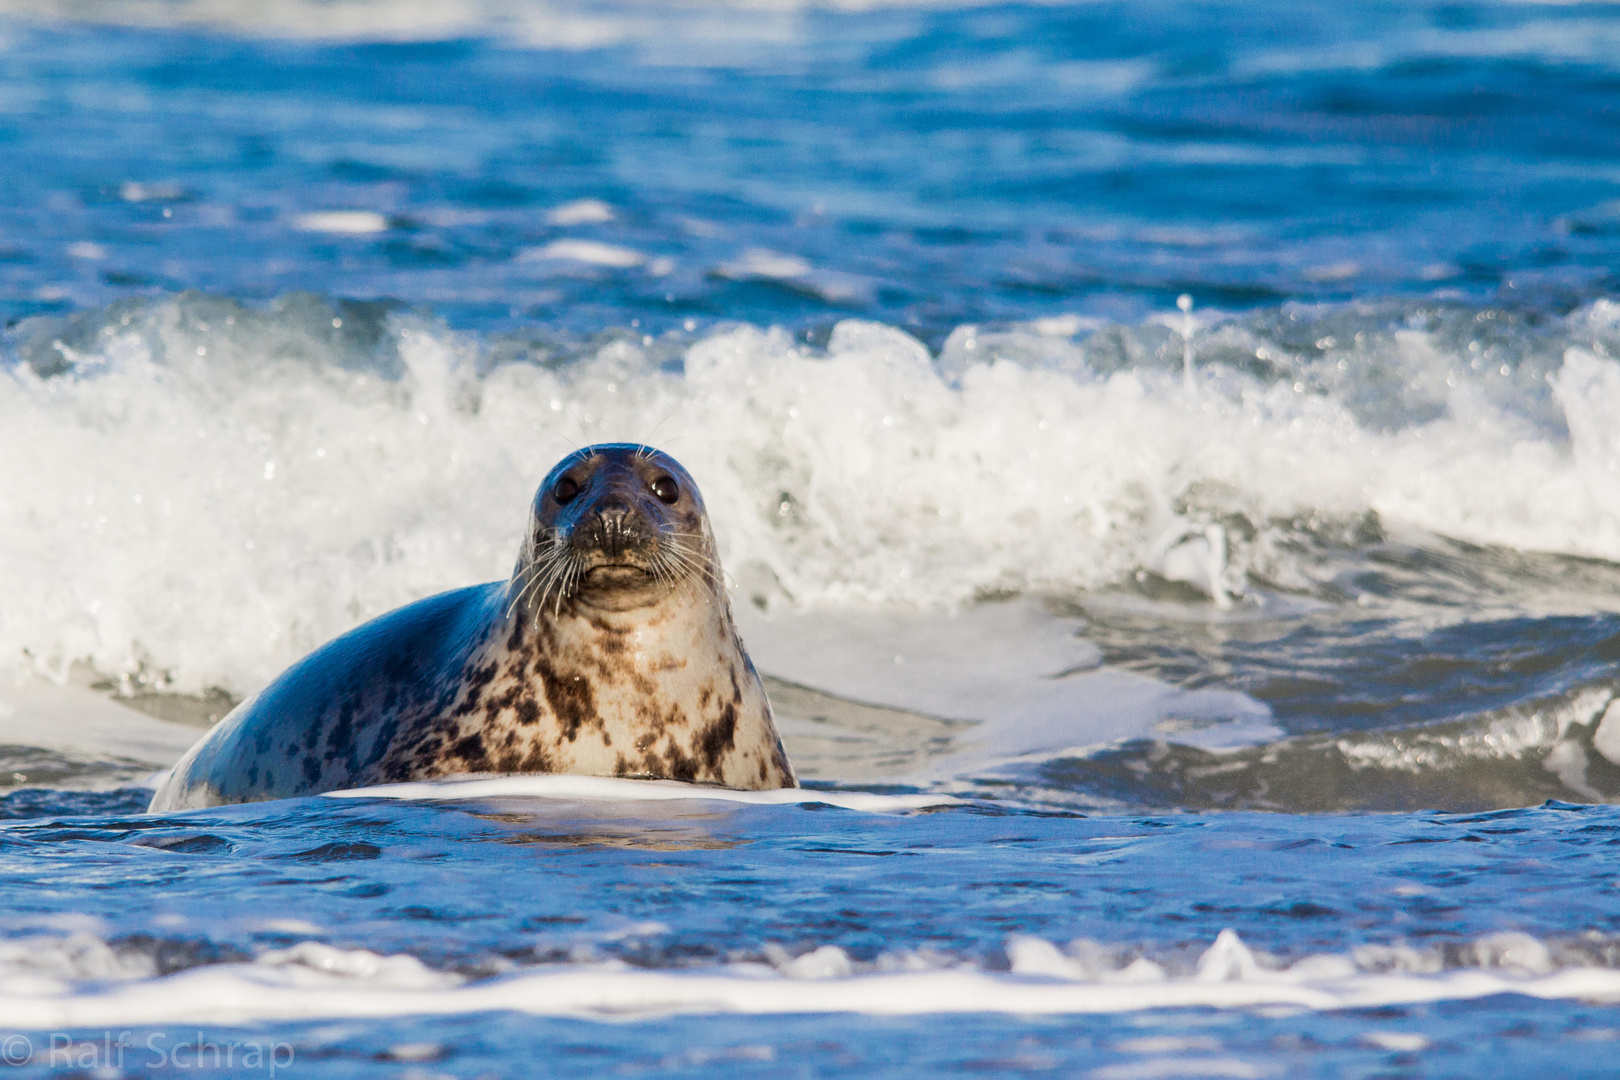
322,774,956,811
0,0,906,47
1067,684,1620,812
5,929,1620,1028
5,295,1620,696
256,943,461,990
0,933,153,996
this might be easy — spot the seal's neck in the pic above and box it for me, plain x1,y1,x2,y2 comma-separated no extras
508,576,736,657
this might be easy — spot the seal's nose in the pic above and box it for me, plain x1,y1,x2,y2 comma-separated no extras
594,498,634,557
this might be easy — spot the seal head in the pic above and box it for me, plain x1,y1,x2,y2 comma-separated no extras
149,444,796,810
518,444,715,617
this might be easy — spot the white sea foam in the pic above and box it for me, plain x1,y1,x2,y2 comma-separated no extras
11,0,1620,69
519,239,646,268
545,198,615,226
0,932,155,996
0,0,907,48
0,675,199,768
4,298,1620,718
292,210,390,235
735,600,1281,760
713,249,877,304
3,929,1619,1028
322,774,956,811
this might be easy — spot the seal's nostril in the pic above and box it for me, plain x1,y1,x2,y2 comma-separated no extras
594,505,635,555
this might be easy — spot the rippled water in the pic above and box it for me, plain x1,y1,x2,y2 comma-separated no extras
4,0,1620,1074
3,785,1620,1076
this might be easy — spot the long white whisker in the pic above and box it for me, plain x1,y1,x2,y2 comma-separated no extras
545,555,572,618
521,535,575,624
505,565,537,618
557,558,583,615
660,541,725,592
517,565,555,622
506,551,555,619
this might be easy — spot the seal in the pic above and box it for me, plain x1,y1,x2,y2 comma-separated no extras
149,444,797,810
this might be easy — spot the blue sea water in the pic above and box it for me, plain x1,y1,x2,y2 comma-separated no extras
5,0,1620,340
3,790,1620,1076
3,0,1620,1075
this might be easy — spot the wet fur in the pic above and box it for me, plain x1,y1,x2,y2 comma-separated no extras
150,446,796,810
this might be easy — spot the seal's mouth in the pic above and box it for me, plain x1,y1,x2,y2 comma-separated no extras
517,513,709,618
581,562,656,587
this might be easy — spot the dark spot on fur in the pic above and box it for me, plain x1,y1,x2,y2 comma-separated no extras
452,659,500,717
697,702,737,771
301,754,321,786
513,696,541,726
536,618,559,651
304,710,326,752
324,700,358,770
627,667,658,697
451,732,490,769
536,657,597,741
494,743,554,774
663,739,699,783
376,729,442,782
633,699,662,730
482,683,516,715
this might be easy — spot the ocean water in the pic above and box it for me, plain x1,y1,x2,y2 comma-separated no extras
3,0,1620,1074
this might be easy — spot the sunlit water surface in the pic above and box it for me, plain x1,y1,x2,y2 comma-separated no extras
3,0,1620,1074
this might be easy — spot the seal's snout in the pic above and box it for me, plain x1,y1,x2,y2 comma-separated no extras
596,504,630,557
583,498,650,560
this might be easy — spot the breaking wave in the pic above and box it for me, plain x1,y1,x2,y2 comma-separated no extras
4,925,1620,1028
5,293,1620,698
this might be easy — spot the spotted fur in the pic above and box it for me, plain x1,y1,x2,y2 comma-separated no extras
149,445,797,811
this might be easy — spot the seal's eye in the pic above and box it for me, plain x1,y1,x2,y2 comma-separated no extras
553,476,581,504
651,476,679,504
